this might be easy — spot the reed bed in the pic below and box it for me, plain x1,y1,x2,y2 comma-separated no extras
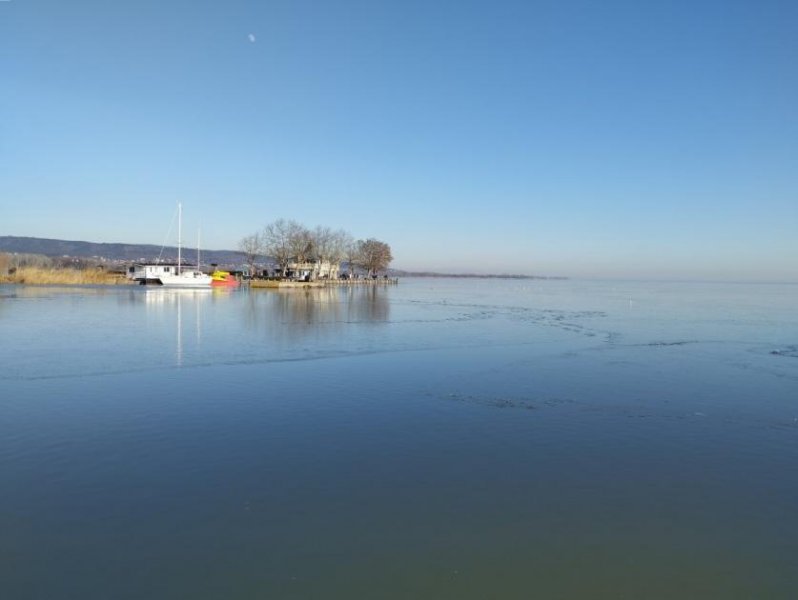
0,267,130,285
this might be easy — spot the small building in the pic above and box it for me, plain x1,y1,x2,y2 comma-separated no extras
286,259,340,281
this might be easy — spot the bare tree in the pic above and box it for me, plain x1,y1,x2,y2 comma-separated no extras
262,219,304,277
12,253,52,269
357,238,393,277
329,229,351,275
342,234,360,277
261,220,389,280
310,226,334,279
288,224,313,265
238,232,263,277
306,227,353,279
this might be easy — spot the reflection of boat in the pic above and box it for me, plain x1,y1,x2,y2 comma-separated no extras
211,270,240,287
158,203,212,288
142,286,210,367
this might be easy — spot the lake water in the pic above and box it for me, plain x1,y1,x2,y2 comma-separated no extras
1,279,796,599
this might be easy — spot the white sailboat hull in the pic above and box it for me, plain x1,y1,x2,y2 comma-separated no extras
158,271,212,288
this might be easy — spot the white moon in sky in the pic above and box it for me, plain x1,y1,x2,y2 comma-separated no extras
248,34,256,43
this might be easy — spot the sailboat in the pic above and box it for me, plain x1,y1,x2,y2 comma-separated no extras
157,202,213,288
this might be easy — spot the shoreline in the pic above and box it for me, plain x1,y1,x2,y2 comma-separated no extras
249,278,399,289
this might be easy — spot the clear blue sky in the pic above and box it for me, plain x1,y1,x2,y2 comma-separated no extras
2,0,796,280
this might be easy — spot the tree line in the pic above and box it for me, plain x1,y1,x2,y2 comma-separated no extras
239,219,393,278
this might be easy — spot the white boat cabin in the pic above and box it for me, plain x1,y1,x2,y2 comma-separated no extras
127,263,183,283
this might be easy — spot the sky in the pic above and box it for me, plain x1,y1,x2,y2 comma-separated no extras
1,0,796,280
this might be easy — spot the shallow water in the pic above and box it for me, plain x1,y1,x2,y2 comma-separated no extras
1,279,796,599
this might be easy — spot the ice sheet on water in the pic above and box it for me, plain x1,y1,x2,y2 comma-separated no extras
770,345,798,358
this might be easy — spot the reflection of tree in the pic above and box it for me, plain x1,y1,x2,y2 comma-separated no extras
274,287,343,325
243,285,390,343
345,285,390,322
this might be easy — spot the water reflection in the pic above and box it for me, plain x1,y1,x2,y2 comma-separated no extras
0,283,394,377
134,285,392,367
0,284,118,299
141,288,216,367
244,285,390,337
3,280,798,600
342,285,391,322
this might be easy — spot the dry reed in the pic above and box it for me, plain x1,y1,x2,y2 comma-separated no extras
0,267,130,285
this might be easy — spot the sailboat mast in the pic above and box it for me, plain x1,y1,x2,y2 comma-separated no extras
197,228,201,269
177,202,182,275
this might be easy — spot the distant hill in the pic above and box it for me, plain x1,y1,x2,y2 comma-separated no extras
0,236,244,265
387,269,565,280
0,236,562,279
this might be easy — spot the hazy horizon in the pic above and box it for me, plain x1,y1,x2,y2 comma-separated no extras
3,233,796,284
2,0,796,281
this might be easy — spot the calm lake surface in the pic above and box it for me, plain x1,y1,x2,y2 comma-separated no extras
1,279,796,599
